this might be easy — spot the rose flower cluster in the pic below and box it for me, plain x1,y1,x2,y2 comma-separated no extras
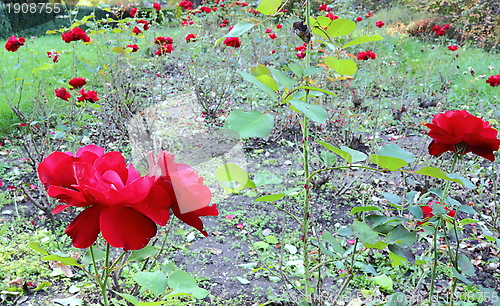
38,145,217,250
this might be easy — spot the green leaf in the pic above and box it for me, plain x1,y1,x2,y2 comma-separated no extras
215,163,256,193
269,67,295,89
350,206,381,215
370,144,415,170
284,244,297,254
382,192,402,206
236,277,251,284
255,193,285,202
265,235,279,244
256,0,281,15
351,220,379,244
223,22,254,38
385,225,416,247
321,231,344,255
288,63,303,77
133,271,167,297
166,270,209,299
128,246,158,262
319,150,337,166
224,110,274,138
253,241,270,250
386,293,409,306
373,274,393,291
364,241,388,250
303,67,323,77
458,204,477,215
42,255,81,267
289,100,327,124
239,71,277,100
113,292,139,306
318,142,367,164
326,19,356,38
29,242,49,255
324,56,357,75
295,85,336,96
253,171,283,186
457,254,475,276
388,251,408,267
342,34,384,49
452,267,472,285
250,64,278,92
408,205,423,219
415,167,475,188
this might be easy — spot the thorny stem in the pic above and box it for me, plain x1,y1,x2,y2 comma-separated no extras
428,223,440,305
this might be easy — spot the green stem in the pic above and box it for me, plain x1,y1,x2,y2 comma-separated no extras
101,244,111,306
428,223,439,304
90,245,109,306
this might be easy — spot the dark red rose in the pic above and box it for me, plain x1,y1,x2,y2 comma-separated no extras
154,36,173,44
77,89,99,102
417,202,456,225
486,75,500,87
156,43,173,56
68,77,87,90
62,28,90,43
325,13,338,20
447,45,458,51
268,33,277,39
5,35,26,52
223,37,241,48
357,50,376,60
425,110,500,161
153,2,161,10
355,17,363,22
38,145,171,250
47,50,60,63
127,44,139,52
185,33,197,42
55,87,71,101
179,0,193,9
375,21,384,28
276,24,283,29
200,6,211,13
129,7,138,17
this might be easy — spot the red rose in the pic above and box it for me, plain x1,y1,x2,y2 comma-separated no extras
179,0,193,9
268,33,277,39
129,7,138,17
365,12,373,17
137,19,150,31
77,89,99,102
62,28,90,43
357,50,376,60
417,202,456,225
132,27,142,35
153,2,161,10
68,77,87,90
223,37,241,48
375,21,384,28
432,24,449,36
5,35,26,52
55,87,71,101
219,23,227,28
185,33,197,42
156,43,174,55
127,44,139,52
486,75,500,87
265,28,272,33
295,43,307,52
200,6,211,13
47,50,60,63
148,151,216,236
355,17,363,22
38,145,172,250
319,4,331,11
276,24,283,29
235,2,248,6
154,36,173,44
297,51,306,59
325,13,339,20
447,45,458,51
425,110,500,161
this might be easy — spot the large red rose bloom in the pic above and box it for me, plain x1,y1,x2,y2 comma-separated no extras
38,145,171,250
425,110,500,161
